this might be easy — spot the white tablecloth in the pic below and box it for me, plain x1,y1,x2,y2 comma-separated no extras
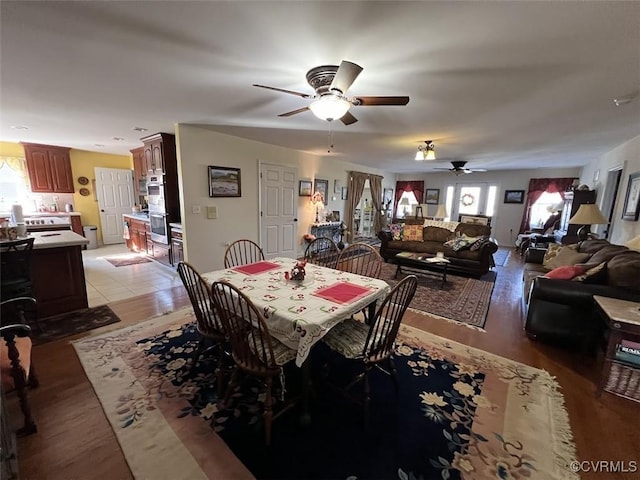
202,257,390,366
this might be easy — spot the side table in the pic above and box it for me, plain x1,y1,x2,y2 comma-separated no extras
594,295,640,403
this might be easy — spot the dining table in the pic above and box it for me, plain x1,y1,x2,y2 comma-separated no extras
202,257,390,423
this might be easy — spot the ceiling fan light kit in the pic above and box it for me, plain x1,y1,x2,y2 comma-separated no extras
308,95,351,121
415,140,436,161
254,60,409,125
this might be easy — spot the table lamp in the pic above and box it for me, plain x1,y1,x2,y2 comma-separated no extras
626,234,640,252
568,204,607,241
399,197,410,218
311,192,324,223
434,204,447,221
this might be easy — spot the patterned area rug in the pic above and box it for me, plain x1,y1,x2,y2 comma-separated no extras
73,308,578,480
104,254,152,267
33,305,120,345
381,263,495,329
352,236,381,247
493,247,512,267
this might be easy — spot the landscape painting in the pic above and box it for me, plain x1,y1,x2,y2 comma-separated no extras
208,166,241,197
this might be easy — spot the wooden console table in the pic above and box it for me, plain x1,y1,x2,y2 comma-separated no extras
594,295,640,403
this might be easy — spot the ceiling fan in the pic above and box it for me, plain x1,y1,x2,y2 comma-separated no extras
253,60,410,125
435,161,488,175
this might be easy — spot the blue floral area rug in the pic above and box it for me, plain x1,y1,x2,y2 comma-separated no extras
72,308,578,480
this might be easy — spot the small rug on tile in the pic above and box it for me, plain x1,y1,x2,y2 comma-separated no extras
33,305,121,345
73,307,578,480
104,254,152,267
381,263,495,329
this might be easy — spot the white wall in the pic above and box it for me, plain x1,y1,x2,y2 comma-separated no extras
175,125,394,273
397,168,581,246
579,134,640,245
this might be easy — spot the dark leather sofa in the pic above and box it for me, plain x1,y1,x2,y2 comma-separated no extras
524,239,640,350
377,218,498,277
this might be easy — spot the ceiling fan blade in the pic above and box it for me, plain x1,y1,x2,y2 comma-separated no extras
253,84,312,98
354,96,410,106
470,168,487,172
340,111,358,125
330,60,363,94
278,106,310,117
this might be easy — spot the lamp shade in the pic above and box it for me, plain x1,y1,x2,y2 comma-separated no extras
399,197,410,206
308,96,350,121
568,204,607,225
626,234,640,252
435,204,447,219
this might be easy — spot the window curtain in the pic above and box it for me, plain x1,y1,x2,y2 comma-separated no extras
368,174,383,233
345,172,369,242
393,180,424,219
518,177,577,234
0,157,29,187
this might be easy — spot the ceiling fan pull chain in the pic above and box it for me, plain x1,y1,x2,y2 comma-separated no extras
328,121,334,153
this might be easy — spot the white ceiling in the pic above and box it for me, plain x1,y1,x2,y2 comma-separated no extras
1,1,639,173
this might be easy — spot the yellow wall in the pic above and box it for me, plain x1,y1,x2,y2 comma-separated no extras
0,141,132,244
70,150,132,244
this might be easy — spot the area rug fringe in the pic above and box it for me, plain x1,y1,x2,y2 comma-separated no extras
547,377,579,476
406,307,487,332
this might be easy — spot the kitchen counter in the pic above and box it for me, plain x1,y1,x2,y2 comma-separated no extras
124,212,150,221
169,222,182,230
20,230,89,249
0,211,82,217
1,232,89,318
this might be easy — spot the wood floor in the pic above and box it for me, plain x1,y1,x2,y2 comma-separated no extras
9,250,640,480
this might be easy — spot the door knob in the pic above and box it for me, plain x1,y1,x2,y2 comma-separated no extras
293,218,298,222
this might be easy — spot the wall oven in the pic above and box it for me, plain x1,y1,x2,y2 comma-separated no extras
149,212,169,244
147,175,165,214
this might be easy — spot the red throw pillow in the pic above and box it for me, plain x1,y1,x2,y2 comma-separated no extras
544,265,587,280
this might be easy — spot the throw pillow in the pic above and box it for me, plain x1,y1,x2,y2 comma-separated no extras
542,244,589,269
402,224,423,241
470,237,491,251
544,265,587,280
572,262,607,283
389,223,404,241
444,236,475,252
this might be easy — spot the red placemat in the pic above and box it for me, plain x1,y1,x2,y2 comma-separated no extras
233,261,281,276
312,281,373,305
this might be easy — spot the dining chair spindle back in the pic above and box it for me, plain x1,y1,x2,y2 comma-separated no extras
336,242,383,279
304,237,340,269
223,239,265,268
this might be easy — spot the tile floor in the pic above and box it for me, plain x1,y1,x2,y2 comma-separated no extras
83,244,182,307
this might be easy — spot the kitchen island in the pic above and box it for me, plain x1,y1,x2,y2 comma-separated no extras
7,231,90,318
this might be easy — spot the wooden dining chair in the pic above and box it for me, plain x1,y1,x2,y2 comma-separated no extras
177,262,228,389
223,239,265,268
304,237,340,269
321,275,418,428
210,280,297,446
1,297,39,436
336,242,383,279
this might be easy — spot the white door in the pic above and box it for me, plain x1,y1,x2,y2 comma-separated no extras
451,182,489,221
95,167,135,245
260,163,297,259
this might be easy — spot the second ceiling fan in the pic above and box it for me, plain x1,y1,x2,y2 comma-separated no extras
435,161,488,175
253,60,410,125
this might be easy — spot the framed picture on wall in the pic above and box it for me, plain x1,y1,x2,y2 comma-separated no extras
299,180,312,196
208,166,241,197
504,190,525,204
334,179,342,194
383,188,393,208
341,186,348,200
314,178,329,205
424,189,439,205
622,172,640,220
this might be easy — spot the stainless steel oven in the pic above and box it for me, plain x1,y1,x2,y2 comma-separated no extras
147,175,165,214
149,212,169,244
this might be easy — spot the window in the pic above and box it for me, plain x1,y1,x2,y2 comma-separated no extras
0,158,34,214
529,191,562,229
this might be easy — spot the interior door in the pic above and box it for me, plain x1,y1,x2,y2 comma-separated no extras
599,168,623,239
95,167,136,245
451,182,488,221
260,163,297,259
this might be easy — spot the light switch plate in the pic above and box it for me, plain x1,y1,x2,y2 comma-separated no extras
191,204,201,214
207,205,217,219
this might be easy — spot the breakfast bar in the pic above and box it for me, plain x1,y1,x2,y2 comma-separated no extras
2,231,90,318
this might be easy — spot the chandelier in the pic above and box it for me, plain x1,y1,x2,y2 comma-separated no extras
415,140,436,161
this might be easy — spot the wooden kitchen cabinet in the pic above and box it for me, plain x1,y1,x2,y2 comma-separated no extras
141,132,176,175
70,215,83,236
131,146,147,199
22,142,74,193
124,215,149,253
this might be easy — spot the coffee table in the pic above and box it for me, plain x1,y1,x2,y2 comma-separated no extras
395,252,450,286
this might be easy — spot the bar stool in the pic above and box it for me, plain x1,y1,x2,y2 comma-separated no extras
1,237,35,301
